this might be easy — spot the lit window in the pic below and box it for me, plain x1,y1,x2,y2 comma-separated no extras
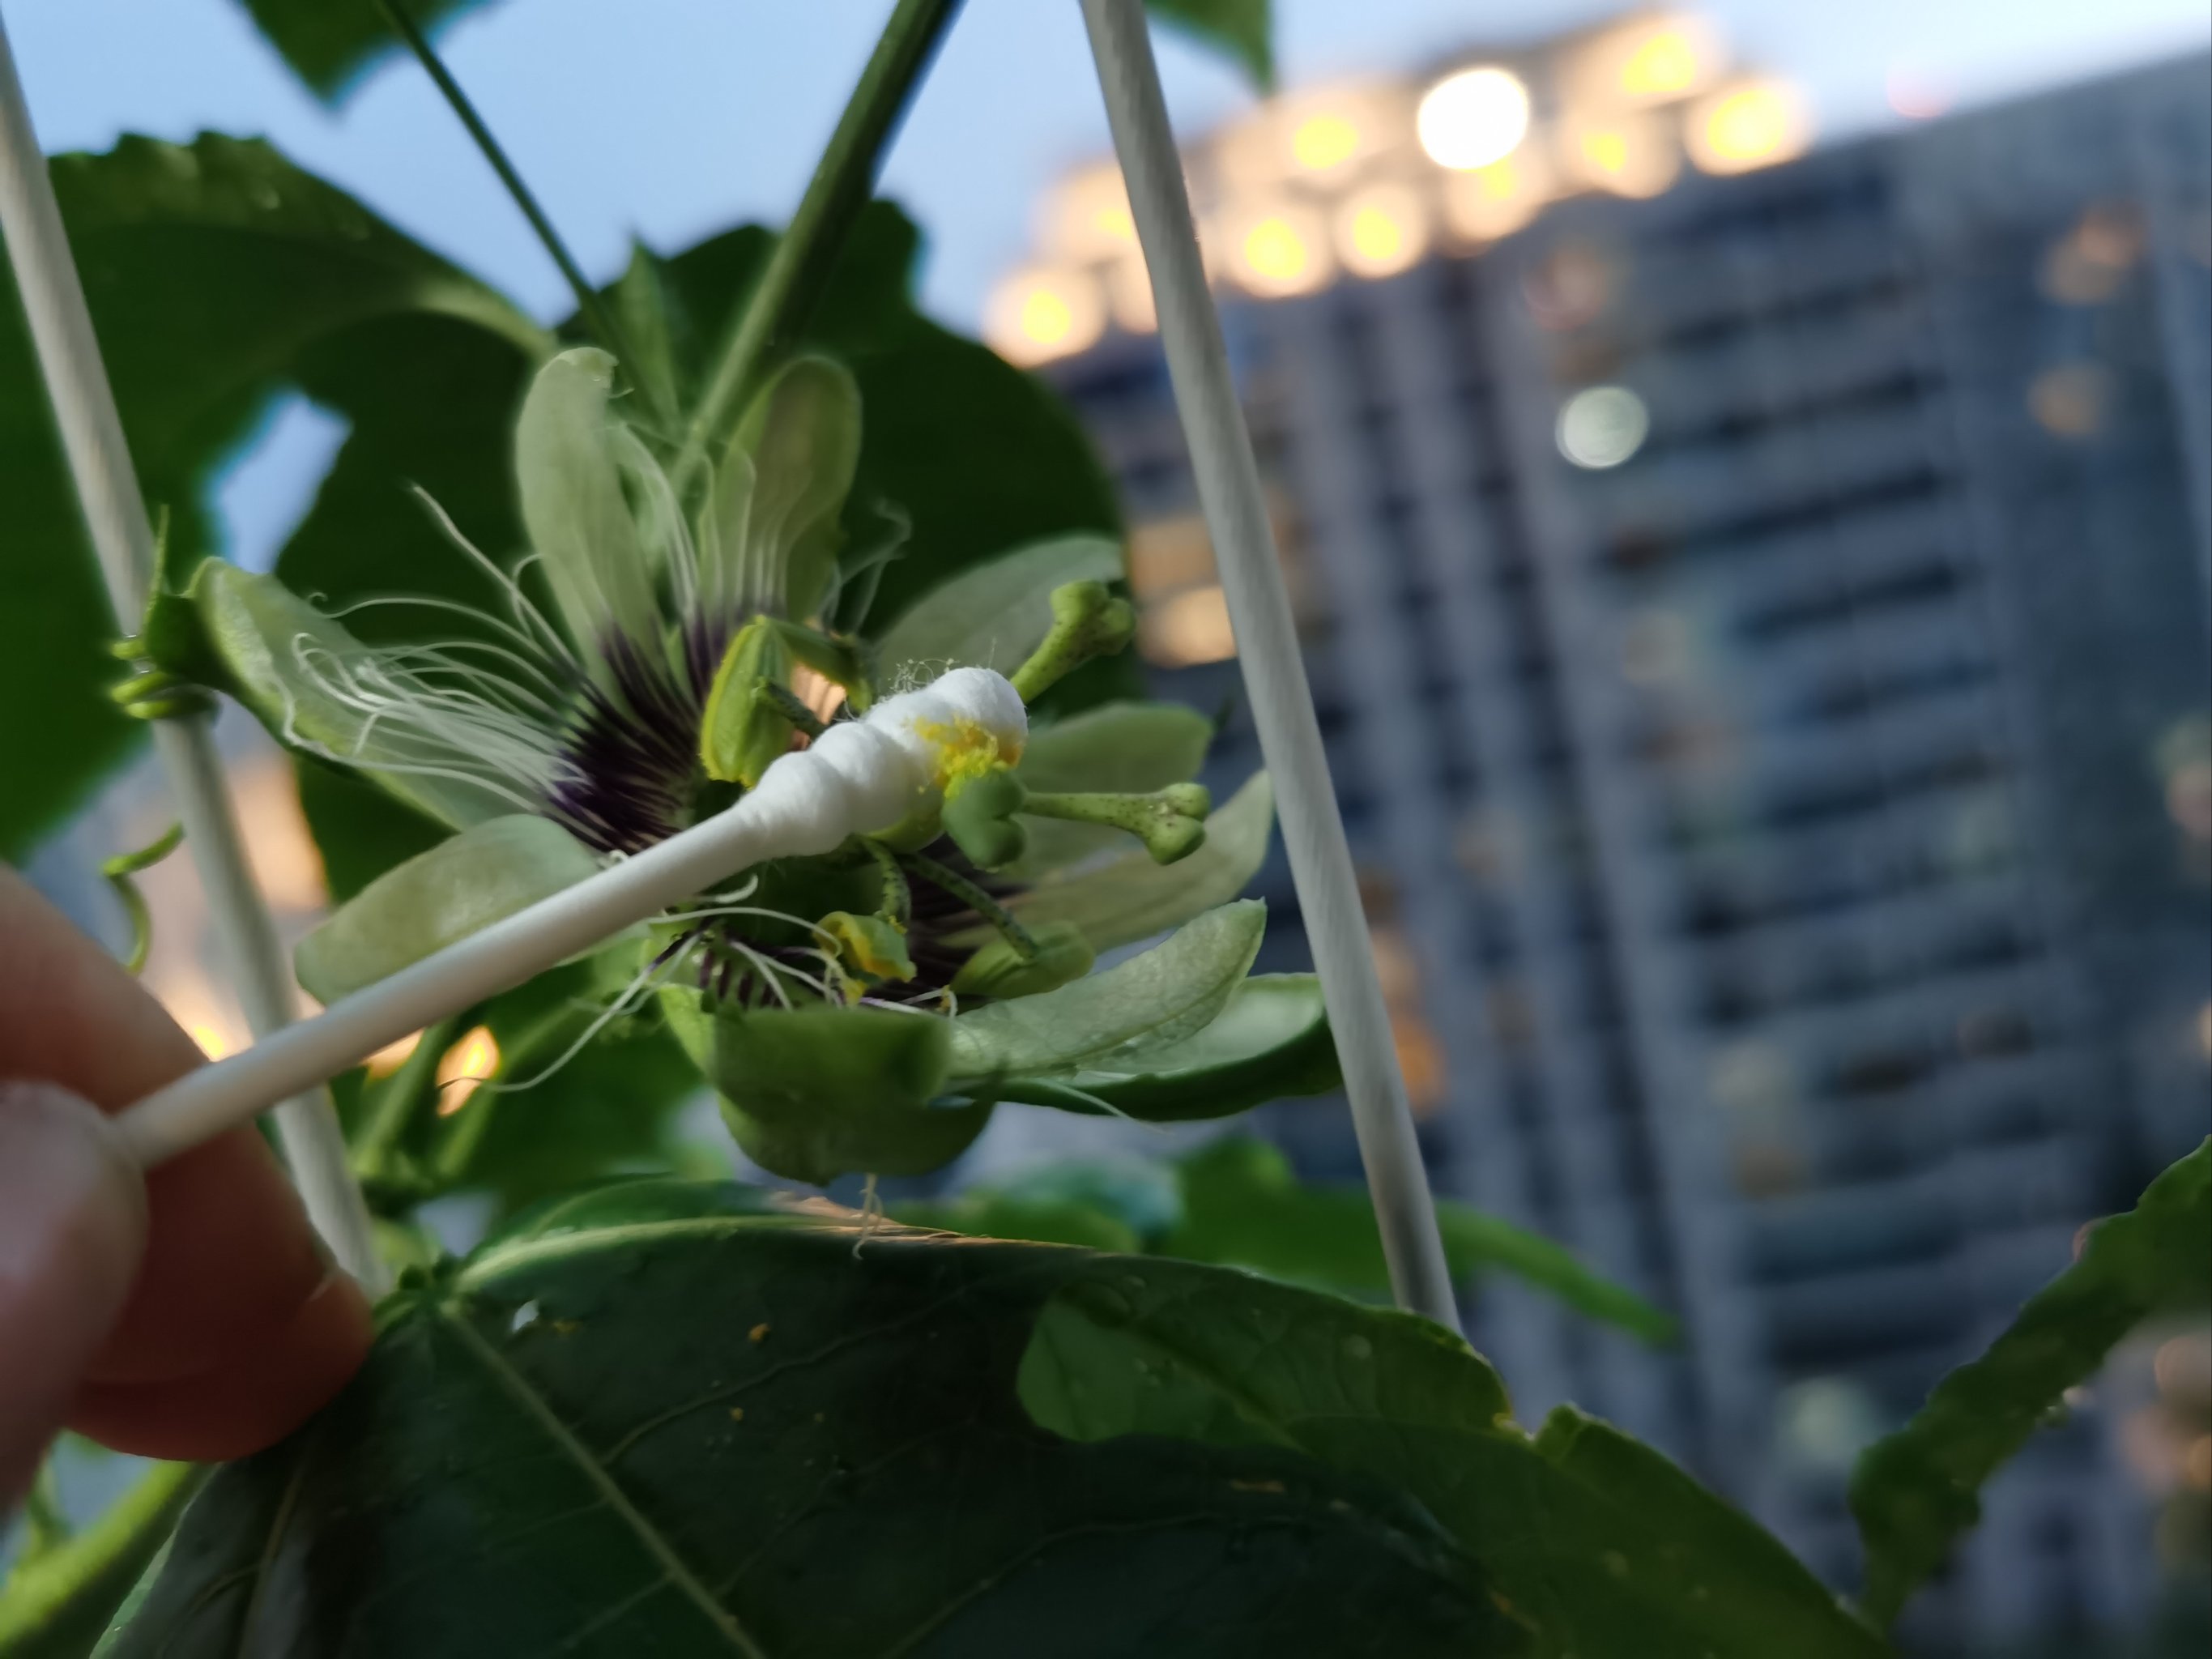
1042,164,1140,262
2027,363,2111,439
1561,14,1722,111
436,1025,501,1115
1291,113,1361,172
1334,182,1430,279
1441,147,1553,243
982,267,1106,365
1417,66,1532,170
1686,79,1811,174
1139,584,1237,666
1619,27,1705,98
1221,201,1332,297
1556,385,1650,468
1558,110,1681,199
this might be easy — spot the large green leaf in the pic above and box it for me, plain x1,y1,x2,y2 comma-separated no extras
0,134,542,859
107,1192,1522,1655
948,899,1264,1081
1850,1138,2212,1627
1166,1137,1678,1344
1022,1268,1885,1659
993,973,1340,1122
1148,0,1274,87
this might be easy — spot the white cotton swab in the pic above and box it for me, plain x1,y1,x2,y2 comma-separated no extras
115,670,1025,1171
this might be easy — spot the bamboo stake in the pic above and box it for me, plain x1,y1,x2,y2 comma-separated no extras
0,16,385,1290
1077,0,1462,1331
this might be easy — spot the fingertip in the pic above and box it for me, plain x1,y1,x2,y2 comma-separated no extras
67,1269,375,1463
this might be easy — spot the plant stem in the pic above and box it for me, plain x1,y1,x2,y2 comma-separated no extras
373,0,666,423
0,1461,203,1650
673,0,962,488
901,851,1037,960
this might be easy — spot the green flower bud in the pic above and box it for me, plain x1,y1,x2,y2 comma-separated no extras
700,616,794,787
942,766,1029,871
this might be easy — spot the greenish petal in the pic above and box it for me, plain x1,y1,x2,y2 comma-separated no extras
660,994,983,1186
294,816,603,1004
514,348,659,660
872,535,1123,680
997,974,1339,1122
718,356,862,622
979,771,1273,953
190,561,511,830
948,899,1264,1082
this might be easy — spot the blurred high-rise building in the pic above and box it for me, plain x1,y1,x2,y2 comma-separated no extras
999,14,2212,1653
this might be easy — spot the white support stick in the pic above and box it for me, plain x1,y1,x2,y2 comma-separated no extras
1079,0,1462,1332
0,17,386,1290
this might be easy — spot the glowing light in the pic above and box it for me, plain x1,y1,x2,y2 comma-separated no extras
1559,111,1681,198
1620,28,1704,98
233,754,328,913
1557,385,1650,468
436,1025,501,1115
1417,67,1532,171
365,1030,424,1079
2027,363,2110,439
1442,147,1552,243
1042,165,1139,262
982,267,1106,365
1140,584,1237,666
1335,182,1430,279
1225,202,1331,297
188,1021,237,1061
1686,79,1811,175
1291,113,1361,172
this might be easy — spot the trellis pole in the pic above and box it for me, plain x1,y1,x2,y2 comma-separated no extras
1077,0,1462,1331
0,16,386,1291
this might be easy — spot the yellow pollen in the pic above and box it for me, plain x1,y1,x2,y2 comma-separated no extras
912,716,1016,797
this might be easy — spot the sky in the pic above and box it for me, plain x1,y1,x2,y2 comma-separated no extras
12,0,2211,332
8,0,2210,563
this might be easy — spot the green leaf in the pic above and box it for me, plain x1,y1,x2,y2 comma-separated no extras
872,535,1124,680
1007,700,1214,879
660,996,988,1185
1021,1269,1884,1659
1850,1138,2212,1627
1160,1138,1678,1343
0,1462,201,1659
982,771,1273,953
1147,0,1275,88
995,974,1340,1123
0,134,541,859
890,1192,1146,1253
293,815,603,1004
108,1200,1520,1655
948,899,1264,1081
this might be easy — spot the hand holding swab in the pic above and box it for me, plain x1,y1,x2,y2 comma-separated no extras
115,668,1026,1171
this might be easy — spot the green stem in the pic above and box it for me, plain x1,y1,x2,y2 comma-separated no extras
353,1013,462,1179
0,1462,203,1651
100,821,182,975
373,0,665,423
860,837,913,925
901,851,1037,960
673,0,963,488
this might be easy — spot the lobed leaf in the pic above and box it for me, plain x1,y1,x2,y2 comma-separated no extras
105,1199,1521,1656
1849,1138,2212,1627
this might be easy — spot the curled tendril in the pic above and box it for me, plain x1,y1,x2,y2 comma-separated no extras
102,821,185,975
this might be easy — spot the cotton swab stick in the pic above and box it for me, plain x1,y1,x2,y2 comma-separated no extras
1080,0,1464,1333
116,670,1025,1171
